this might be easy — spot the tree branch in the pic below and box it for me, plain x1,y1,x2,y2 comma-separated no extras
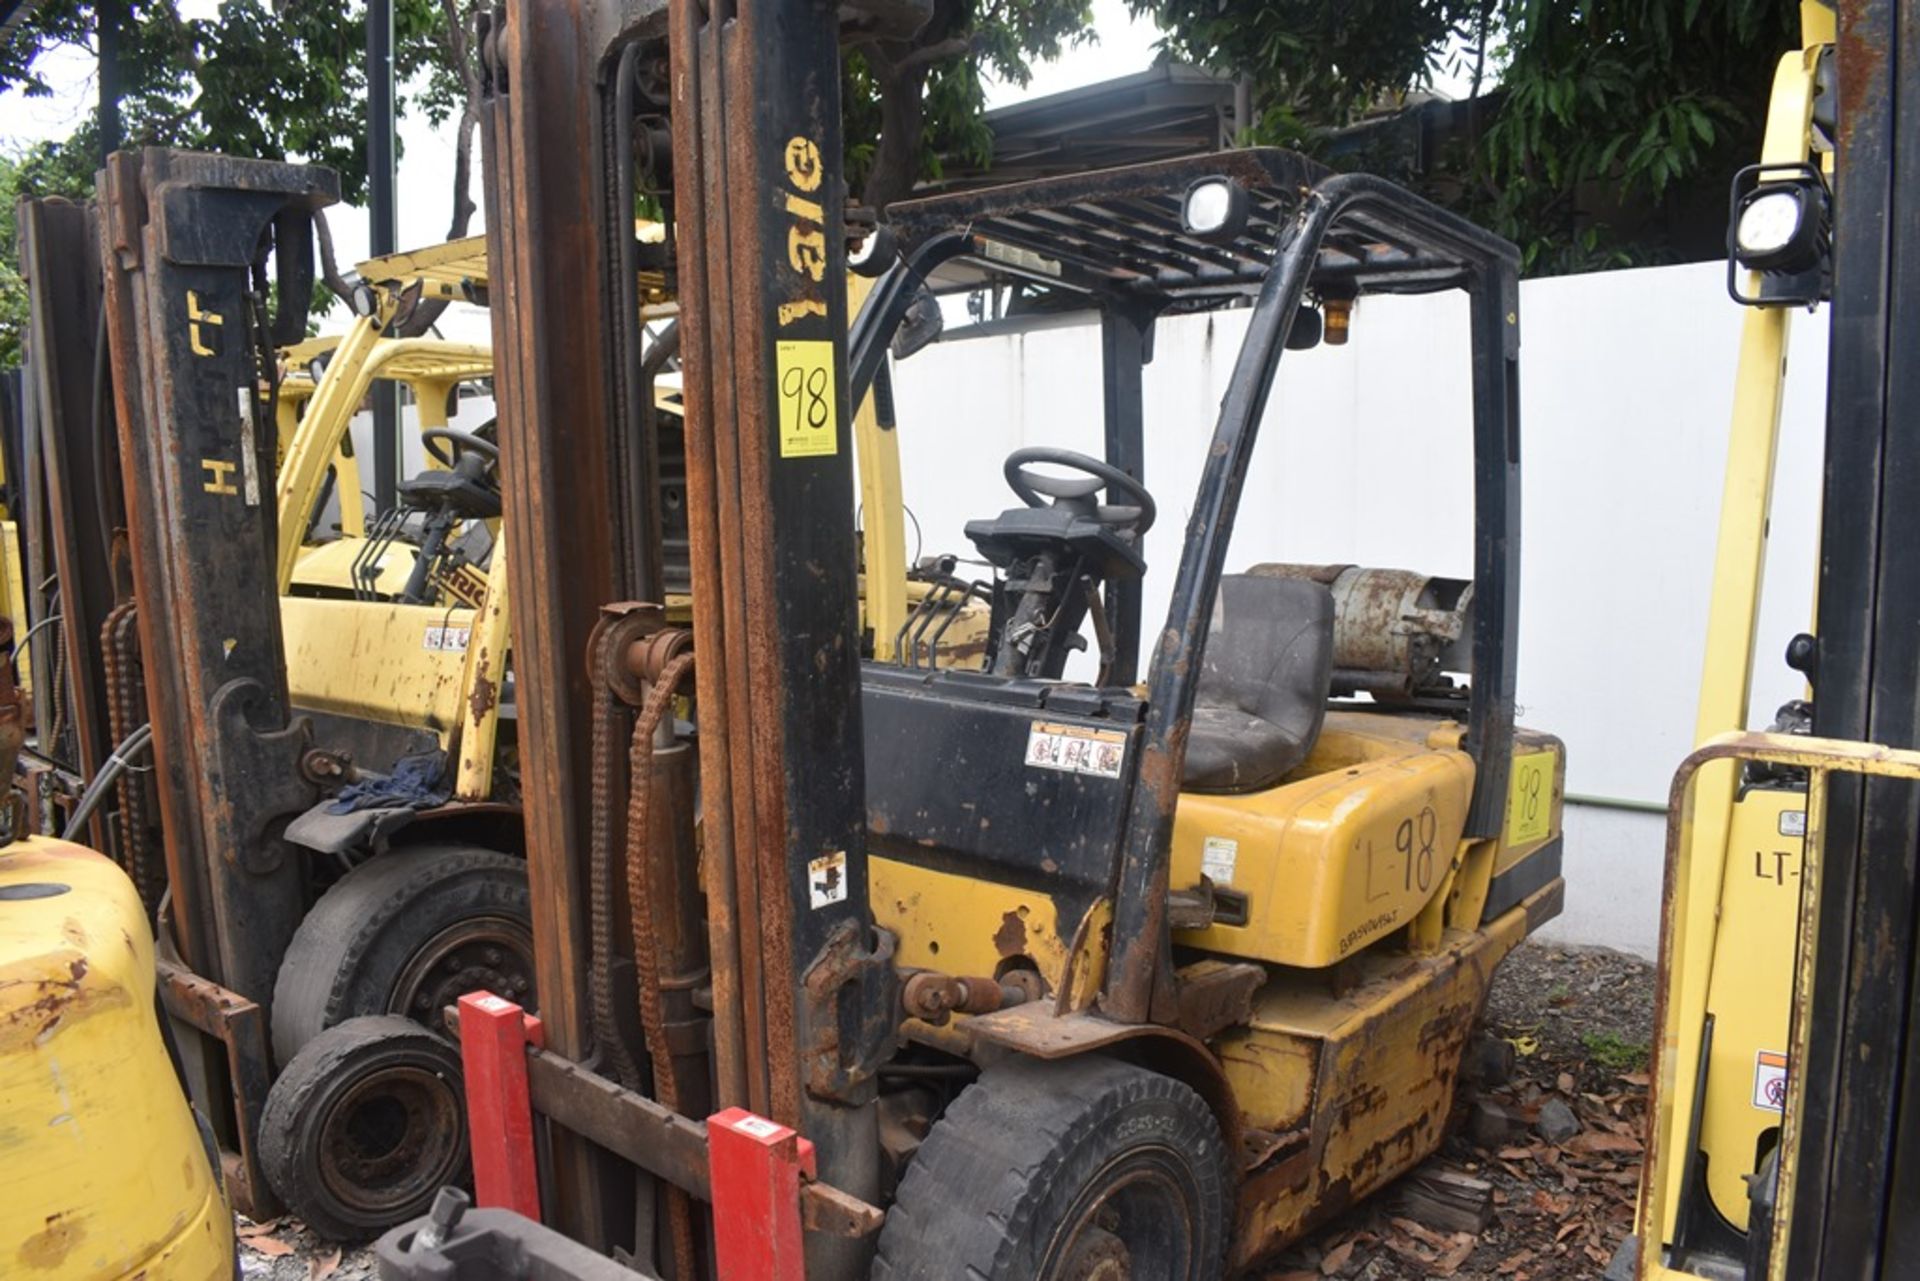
893,34,971,73
312,208,354,304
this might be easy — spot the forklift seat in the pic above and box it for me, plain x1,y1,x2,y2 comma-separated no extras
1182,574,1335,793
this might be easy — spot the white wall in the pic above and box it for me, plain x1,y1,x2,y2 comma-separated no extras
887,261,1831,958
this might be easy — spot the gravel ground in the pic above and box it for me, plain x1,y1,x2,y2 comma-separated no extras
252,941,1657,1281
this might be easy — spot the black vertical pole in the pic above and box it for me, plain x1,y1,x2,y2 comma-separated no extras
367,0,399,510
96,0,121,162
1099,306,1149,686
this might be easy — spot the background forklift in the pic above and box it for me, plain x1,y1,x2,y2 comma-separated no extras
374,1,1564,1277
14,149,536,1243
1629,0,1920,1277
1618,4,1836,1276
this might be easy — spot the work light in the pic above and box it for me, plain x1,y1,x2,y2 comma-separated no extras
1726,162,1831,306
1735,189,1806,261
1181,176,1250,242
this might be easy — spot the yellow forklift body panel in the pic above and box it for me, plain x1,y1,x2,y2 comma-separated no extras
1222,888,1548,1268
1,519,29,695
0,838,233,1280
1694,785,1803,1230
283,595,476,736
870,856,1103,1004
1169,712,1476,967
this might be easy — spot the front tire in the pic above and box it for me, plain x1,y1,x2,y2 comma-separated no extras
872,1056,1232,1280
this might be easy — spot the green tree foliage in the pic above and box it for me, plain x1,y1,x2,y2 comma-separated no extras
1146,0,1479,146
1142,0,1803,273
843,0,1095,210
1,0,493,211
0,0,488,357
1473,0,1796,271
0,156,29,369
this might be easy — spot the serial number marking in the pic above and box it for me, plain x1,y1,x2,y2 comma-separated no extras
1339,909,1399,957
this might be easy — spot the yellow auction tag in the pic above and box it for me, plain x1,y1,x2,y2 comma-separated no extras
776,339,837,458
1505,749,1556,846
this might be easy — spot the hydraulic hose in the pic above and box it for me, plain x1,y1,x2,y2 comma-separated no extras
60,720,151,842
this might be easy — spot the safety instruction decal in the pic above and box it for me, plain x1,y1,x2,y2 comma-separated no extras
424,625,471,654
808,850,848,909
1201,836,1238,887
1753,1049,1788,1112
776,339,837,458
1505,749,1556,846
1025,721,1125,779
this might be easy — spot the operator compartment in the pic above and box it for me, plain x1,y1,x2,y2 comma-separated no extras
865,444,1159,991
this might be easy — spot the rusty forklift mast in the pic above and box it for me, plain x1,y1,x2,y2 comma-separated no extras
470,0,898,1269
1781,0,1920,1271
97,148,336,1213
15,198,125,852
667,0,898,1252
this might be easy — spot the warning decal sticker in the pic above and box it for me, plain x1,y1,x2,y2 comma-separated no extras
1025,721,1126,780
1753,1049,1788,1112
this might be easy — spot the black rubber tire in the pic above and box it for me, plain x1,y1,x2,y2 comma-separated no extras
258,1015,468,1242
872,1055,1232,1281
271,843,532,1066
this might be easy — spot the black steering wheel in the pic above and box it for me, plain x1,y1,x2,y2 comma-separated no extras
1004,446,1156,535
421,426,500,472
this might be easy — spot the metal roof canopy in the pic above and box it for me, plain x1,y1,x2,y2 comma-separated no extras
941,62,1239,189
354,235,492,300
278,337,494,401
885,148,1507,311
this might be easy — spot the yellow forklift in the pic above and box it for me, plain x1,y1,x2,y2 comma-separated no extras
1617,5,1837,1277
65,148,555,1243
1629,1,1920,1278
374,3,1565,1277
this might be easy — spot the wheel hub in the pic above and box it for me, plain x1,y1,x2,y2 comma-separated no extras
1059,1224,1132,1280
316,1063,463,1215
389,915,536,1020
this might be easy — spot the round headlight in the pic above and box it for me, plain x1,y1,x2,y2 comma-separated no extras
1737,188,1805,258
1181,177,1249,241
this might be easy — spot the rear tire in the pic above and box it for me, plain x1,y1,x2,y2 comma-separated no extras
271,843,532,1065
872,1055,1232,1280
258,1016,467,1241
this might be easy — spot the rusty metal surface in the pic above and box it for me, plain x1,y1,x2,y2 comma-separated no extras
620,640,702,1278
667,3,897,1270
99,601,163,908
520,1038,885,1239
476,0,670,1250
17,197,117,826
668,5,894,1267
1172,959,1265,1042
97,149,332,1005
158,958,280,1218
